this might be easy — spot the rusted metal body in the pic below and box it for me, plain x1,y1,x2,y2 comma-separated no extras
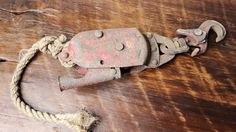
58,20,226,91
62,28,148,68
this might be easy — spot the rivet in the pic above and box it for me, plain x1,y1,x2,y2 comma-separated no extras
111,69,117,75
136,34,142,38
95,30,103,38
194,29,203,36
152,59,158,65
116,43,125,51
185,38,190,43
147,33,153,39
62,52,69,59
151,46,157,52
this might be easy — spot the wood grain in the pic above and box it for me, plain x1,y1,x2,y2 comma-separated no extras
0,0,235,131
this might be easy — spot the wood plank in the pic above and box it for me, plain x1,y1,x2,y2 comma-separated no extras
0,0,235,131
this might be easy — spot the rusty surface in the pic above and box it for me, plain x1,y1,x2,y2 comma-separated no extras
58,20,226,90
0,0,236,131
177,20,226,56
144,33,160,68
59,68,121,91
59,28,148,68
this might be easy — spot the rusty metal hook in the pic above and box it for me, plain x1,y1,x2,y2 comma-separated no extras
199,20,226,42
176,20,226,56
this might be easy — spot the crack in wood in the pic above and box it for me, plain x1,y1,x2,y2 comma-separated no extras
0,112,33,121
0,57,7,62
0,7,45,15
0,7,57,17
22,20,76,35
0,57,18,63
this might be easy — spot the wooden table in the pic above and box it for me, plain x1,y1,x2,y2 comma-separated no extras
0,0,235,131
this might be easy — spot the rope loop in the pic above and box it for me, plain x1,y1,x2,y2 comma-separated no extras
10,35,98,132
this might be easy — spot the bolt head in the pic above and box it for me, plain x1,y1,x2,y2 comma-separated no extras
116,43,125,51
95,30,103,38
194,29,203,36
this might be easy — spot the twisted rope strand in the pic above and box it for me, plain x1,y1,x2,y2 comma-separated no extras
10,35,98,132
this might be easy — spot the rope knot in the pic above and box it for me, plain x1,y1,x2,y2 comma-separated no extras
33,34,67,59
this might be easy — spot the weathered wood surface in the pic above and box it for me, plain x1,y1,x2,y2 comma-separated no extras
0,0,236,131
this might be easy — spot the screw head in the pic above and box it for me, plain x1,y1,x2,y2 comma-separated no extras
194,29,203,36
95,30,103,38
116,43,125,51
